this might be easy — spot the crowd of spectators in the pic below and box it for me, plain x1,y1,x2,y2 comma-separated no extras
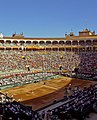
0,72,59,90
0,49,97,119
78,52,97,75
33,84,97,120
0,92,33,120
1,50,97,77
1,49,97,84
0,50,80,73
1,84,97,120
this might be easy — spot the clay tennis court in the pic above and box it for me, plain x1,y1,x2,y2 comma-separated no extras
1,77,97,111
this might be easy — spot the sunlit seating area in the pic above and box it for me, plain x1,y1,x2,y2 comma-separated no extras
0,72,60,90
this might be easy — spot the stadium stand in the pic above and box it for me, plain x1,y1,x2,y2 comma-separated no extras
0,29,97,119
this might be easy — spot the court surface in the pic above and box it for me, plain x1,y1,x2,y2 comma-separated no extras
1,76,97,110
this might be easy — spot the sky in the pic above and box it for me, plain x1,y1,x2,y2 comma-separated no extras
0,0,97,37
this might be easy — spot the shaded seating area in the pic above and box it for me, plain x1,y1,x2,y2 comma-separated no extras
34,84,97,120
50,84,97,120
0,92,33,120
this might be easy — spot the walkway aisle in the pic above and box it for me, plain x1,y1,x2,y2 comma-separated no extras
38,98,73,114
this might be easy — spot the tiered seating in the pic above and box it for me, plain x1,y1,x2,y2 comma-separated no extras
45,84,97,120
0,73,60,90
78,52,97,75
0,92,33,120
0,49,97,78
32,84,97,120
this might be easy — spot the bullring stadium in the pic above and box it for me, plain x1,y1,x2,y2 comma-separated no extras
0,29,97,120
